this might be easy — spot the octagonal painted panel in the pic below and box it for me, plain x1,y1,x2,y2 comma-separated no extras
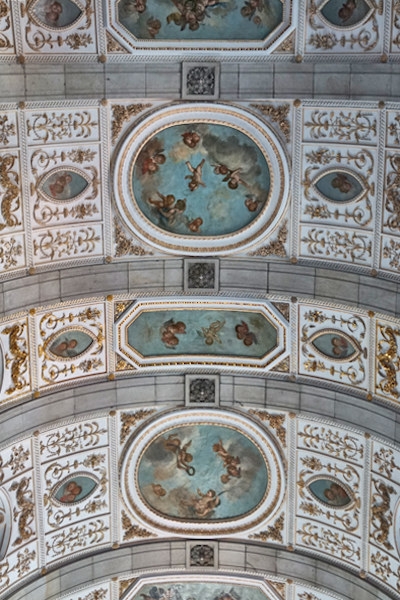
121,410,285,535
116,298,288,371
117,0,283,41
113,104,289,255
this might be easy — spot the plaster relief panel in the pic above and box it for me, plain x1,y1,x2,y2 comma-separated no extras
35,303,106,387
39,417,109,462
0,112,18,149
302,107,378,146
29,144,102,229
305,0,383,55
19,0,98,55
0,317,31,402
0,0,15,54
120,409,286,537
298,304,369,390
25,107,100,146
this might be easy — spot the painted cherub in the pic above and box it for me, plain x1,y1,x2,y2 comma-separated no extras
185,159,206,191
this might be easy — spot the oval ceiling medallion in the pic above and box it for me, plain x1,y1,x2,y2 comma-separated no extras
319,0,373,29
314,169,364,204
117,0,283,41
29,0,84,30
114,104,289,255
39,168,89,202
308,477,353,508
121,410,285,535
310,330,362,362
44,326,95,360
53,474,98,505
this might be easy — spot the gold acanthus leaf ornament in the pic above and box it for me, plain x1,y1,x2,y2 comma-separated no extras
120,409,156,444
249,514,284,543
111,104,152,144
2,322,29,395
0,154,21,231
249,410,286,447
121,510,155,540
250,221,288,257
251,104,291,142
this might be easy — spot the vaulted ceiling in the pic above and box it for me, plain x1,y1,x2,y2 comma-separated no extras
0,3,400,600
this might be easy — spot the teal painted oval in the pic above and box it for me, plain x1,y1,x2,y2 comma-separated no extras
54,475,97,504
312,332,357,360
137,423,268,521
41,169,88,201
32,0,83,29
48,328,94,359
132,122,270,237
309,478,352,507
315,171,363,203
320,0,371,28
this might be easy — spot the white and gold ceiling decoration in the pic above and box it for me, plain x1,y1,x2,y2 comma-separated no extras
0,1,400,59
0,406,399,596
1,99,400,276
0,294,399,407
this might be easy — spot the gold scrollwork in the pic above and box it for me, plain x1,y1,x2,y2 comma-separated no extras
249,410,286,447
0,154,21,231
373,447,400,480
40,421,107,457
111,104,152,145
297,522,360,560
250,104,291,142
26,111,97,143
9,477,34,546
33,227,100,261
120,410,156,444
121,510,154,540
298,425,364,461
0,116,16,146
0,548,36,592
248,513,284,543
0,444,30,483
2,322,29,395
376,325,400,400
370,479,396,550
45,518,108,556
383,239,400,273
304,111,377,143
371,551,400,591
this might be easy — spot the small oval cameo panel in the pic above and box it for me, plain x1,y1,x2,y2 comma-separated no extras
314,170,364,204
45,327,95,360
308,478,353,508
310,330,363,362
53,474,98,505
29,0,84,30
39,168,89,202
319,0,373,29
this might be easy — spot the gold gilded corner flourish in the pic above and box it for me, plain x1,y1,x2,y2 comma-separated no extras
249,410,286,447
250,221,288,257
111,104,152,145
114,219,149,257
120,409,156,444
249,513,284,543
121,510,154,540
251,104,290,142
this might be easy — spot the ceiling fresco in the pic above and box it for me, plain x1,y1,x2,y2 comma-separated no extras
114,103,288,255
121,410,284,535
